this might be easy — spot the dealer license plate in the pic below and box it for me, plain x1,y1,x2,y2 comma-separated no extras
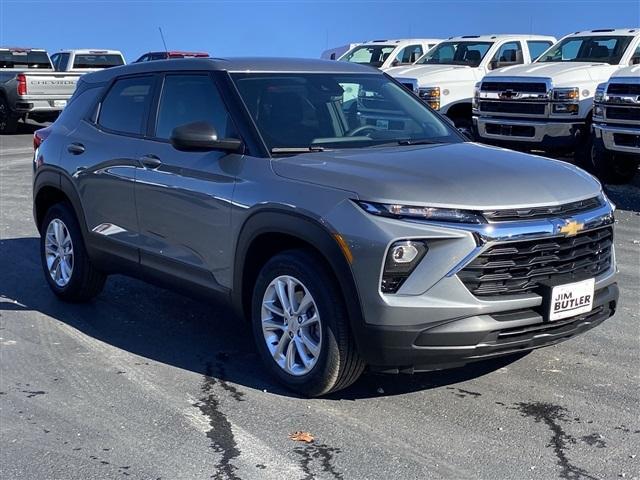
52,100,67,108
549,278,595,321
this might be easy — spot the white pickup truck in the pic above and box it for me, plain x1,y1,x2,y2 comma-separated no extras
590,65,640,183
50,49,125,72
0,47,81,133
386,34,557,130
473,28,640,161
339,39,442,71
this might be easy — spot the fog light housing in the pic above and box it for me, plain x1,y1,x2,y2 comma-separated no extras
381,240,428,294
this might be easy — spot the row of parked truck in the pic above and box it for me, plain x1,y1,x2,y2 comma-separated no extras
2,28,639,182
328,28,640,183
0,47,208,134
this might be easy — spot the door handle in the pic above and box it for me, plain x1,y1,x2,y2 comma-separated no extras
140,154,162,169
67,143,85,155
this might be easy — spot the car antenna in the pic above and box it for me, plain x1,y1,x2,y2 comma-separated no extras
158,27,168,54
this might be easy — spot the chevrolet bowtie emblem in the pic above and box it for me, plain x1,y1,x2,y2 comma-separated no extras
559,219,584,237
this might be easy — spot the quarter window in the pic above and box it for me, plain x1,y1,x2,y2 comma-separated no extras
154,74,233,140
98,76,155,135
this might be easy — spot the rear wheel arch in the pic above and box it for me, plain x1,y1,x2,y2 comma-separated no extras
34,170,88,237
233,210,365,337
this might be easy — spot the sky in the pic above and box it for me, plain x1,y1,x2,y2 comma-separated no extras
1,0,639,62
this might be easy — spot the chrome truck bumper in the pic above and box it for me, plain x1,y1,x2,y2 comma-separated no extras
593,123,640,155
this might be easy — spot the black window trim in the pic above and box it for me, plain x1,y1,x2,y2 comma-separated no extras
92,73,160,139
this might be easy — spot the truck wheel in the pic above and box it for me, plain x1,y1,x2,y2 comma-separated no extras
589,137,638,184
251,249,365,397
0,97,18,134
40,202,106,302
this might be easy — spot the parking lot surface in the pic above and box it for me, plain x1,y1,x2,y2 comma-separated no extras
1,124,639,480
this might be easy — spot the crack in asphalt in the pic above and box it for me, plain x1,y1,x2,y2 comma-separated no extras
293,443,343,480
195,358,244,480
515,402,599,480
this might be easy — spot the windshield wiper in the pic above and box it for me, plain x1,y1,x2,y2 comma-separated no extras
396,139,441,146
271,146,326,154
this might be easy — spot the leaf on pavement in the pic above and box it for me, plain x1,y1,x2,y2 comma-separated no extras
289,431,314,443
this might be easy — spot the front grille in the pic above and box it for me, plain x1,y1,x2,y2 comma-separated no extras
479,101,545,115
608,83,640,95
483,196,603,221
458,227,613,297
606,106,640,121
481,81,547,93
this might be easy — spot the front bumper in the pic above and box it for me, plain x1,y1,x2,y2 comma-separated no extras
593,123,640,156
474,116,586,150
358,283,618,371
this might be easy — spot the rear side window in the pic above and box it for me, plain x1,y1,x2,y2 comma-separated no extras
527,41,553,61
98,76,155,135
154,74,233,140
73,54,124,69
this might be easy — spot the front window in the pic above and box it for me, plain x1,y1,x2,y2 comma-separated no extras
537,36,633,65
527,41,553,61
231,72,461,151
0,50,51,69
416,41,493,67
341,45,396,67
73,54,124,69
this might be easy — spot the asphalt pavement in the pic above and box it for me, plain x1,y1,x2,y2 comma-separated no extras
1,123,639,480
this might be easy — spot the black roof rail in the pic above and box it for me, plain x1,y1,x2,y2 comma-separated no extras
461,35,480,38
591,29,615,32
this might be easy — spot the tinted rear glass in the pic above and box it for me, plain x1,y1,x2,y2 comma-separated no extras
73,54,124,68
98,76,154,135
0,50,51,68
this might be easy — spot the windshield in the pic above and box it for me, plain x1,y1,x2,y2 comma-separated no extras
73,54,124,69
416,41,493,67
231,72,461,151
340,45,396,67
0,50,51,69
537,36,633,65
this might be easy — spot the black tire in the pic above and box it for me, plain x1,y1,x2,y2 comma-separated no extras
40,202,106,302
450,116,475,140
588,136,638,184
251,249,365,397
0,96,18,134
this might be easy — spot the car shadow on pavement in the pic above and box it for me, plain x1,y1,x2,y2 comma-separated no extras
0,236,525,400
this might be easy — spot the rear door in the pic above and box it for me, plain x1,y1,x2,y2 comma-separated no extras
70,74,157,262
134,72,239,290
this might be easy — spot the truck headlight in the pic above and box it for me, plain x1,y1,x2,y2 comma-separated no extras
357,200,485,224
594,83,606,103
419,86,440,110
552,87,579,101
552,103,579,114
381,240,428,293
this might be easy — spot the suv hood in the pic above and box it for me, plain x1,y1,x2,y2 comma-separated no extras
386,64,477,84
487,62,621,84
271,143,601,210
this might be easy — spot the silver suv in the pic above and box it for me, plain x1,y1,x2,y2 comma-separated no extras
33,58,619,396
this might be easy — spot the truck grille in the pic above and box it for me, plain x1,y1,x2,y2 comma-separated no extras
605,106,640,122
458,227,613,297
607,83,640,95
479,101,546,115
483,196,603,221
481,82,547,93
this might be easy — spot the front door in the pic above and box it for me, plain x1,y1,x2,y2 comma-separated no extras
134,72,239,291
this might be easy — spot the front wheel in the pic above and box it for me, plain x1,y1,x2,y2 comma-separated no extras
588,137,638,184
40,203,106,302
251,249,365,397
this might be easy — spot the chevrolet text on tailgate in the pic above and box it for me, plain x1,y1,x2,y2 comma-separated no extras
0,47,82,133
474,28,640,163
33,58,619,397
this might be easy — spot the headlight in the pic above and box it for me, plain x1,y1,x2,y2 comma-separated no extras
419,86,440,110
381,240,428,293
593,104,604,119
552,87,579,101
594,83,607,103
552,103,579,114
357,200,486,224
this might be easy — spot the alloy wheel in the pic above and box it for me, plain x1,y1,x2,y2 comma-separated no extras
44,218,74,287
261,275,322,376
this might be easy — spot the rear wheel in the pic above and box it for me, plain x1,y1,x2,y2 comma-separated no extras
40,203,106,302
0,97,18,134
251,249,365,397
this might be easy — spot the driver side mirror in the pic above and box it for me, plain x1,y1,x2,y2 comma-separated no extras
170,121,243,153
